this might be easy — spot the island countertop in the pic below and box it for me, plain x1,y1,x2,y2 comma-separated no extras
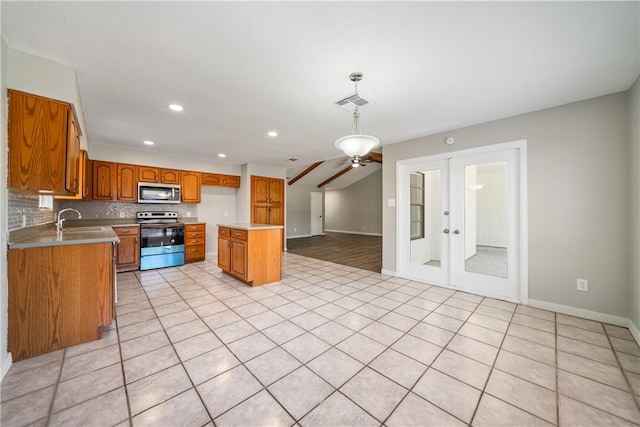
217,223,284,231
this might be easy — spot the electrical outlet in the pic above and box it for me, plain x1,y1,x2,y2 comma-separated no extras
577,278,588,292
362,225,365,230
187,212,192,217
119,212,125,218
224,211,229,217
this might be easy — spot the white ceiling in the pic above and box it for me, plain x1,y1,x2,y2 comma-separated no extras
2,1,639,184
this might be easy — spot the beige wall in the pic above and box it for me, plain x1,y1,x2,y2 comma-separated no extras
325,169,383,235
383,92,630,319
628,76,640,335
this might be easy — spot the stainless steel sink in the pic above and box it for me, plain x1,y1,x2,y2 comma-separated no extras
61,226,107,233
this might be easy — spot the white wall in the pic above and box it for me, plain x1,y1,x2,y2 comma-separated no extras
383,92,631,319
199,186,237,257
628,76,640,337
1,39,11,379
6,48,88,151
325,169,382,235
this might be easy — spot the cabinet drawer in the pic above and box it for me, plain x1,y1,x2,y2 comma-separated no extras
230,229,248,241
186,237,205,246
186,231,205,239
185,244,206,261
113,226,139,236
219,227,230,238
185,224,205,233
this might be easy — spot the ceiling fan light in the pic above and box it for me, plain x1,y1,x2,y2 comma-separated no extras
335,134,380,157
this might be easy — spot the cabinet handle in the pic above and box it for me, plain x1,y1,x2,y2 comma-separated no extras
135,237,139,243
192,239,197,243
120,230,131,234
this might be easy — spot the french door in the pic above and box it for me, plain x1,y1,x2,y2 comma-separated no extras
398,142,526,303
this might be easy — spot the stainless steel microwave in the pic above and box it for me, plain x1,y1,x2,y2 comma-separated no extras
138,183,181,204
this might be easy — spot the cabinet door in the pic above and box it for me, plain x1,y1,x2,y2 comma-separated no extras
252,176,270,204
218,237,231,272
116,234,140,268
139,166,159,183
92,161,116,200
253,205,270,224
202,173,222,186
269,205,284,226
230,240,247,280
83,157,92,199
181,171,201,203
222,175,241,188
8,90,70,194
160,169,180,184
65,112,80,194
269,178,284,204
117,163,138,201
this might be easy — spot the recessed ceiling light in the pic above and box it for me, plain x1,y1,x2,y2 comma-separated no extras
168,104,184,112
143,140,154,145
218,153,226,158
268,131,278,137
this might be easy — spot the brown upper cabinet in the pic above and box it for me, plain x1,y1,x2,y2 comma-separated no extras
117,163,138,202
181,171,201,203
92,161,116,201
56,150,90,200
202,173,241,188
138,166,180,185
8,90,80,195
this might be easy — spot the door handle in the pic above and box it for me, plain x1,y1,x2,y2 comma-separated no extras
443,229,449,234
454,229,460,234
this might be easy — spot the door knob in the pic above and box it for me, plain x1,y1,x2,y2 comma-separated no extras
454,229,460,234
443,229,450,234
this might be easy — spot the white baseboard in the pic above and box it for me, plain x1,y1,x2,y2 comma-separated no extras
286,234,312,239
528,299,629,327
628,319,640,346
325,229,382,237
381,269,397,277
1,353,12,380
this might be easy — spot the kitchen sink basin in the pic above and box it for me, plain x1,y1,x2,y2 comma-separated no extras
61,226,107,233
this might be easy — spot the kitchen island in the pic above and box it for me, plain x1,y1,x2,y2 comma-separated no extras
7,226,119,361
217,223,283,286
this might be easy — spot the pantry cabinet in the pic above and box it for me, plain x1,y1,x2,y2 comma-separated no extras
8,90,80,195
250,176,284,226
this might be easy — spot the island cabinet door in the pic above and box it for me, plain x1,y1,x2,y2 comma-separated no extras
230,239,247,280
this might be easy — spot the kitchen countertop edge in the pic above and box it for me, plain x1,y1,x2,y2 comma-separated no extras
217,223,284,231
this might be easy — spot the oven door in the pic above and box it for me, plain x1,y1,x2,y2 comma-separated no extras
140,225,185,247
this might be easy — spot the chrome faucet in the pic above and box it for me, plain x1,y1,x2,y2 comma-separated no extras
56,208,82,232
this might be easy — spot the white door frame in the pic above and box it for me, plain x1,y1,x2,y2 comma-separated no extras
396,139,528,304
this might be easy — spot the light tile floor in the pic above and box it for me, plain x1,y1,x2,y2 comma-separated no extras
2,253,640,426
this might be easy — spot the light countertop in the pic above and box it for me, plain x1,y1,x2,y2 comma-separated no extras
217,223,284,231
9,226,119,249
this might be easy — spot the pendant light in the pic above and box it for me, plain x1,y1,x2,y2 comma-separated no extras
334,72,380,167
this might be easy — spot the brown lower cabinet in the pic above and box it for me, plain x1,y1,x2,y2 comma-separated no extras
8,242,115,361
218,226,282,286
185,223,206,263
114,226,140,272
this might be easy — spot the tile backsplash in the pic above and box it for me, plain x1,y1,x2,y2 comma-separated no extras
7,191,198,231
7,191,59,231
57,200,198,220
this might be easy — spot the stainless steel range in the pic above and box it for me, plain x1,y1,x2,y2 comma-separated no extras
137,211,185,271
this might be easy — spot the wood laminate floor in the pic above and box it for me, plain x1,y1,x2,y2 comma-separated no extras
287,232,382,272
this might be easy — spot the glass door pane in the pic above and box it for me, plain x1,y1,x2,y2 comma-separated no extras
463,161,508,278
